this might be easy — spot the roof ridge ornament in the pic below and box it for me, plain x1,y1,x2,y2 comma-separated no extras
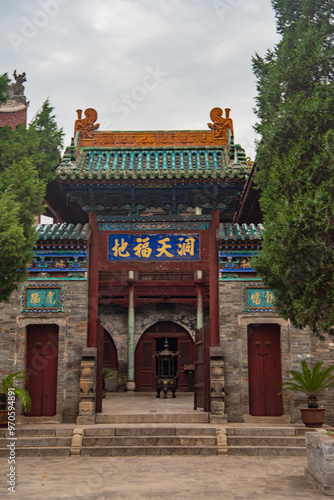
208,107,234,141
74,108,100,139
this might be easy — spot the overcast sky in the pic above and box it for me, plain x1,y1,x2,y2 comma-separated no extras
1,0,280,159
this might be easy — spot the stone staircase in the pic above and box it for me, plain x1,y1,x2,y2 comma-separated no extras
95,412,210,424
0,411,221,457
226,426,315,456
1,420,318,457
0,427,73,457
79,424,218,456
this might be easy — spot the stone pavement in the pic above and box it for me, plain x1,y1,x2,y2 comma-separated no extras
0,455,324,499
102,391,204,414
1,394,325,498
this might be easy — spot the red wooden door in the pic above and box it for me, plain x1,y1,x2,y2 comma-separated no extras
135,338,155,390
26,324,58,416
177,338,194,391
96,318,103,413
135,322,195,391
103,331,118,369
194,320,210,412
248,324,283,416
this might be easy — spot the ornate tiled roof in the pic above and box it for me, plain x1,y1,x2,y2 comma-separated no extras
57,147,249,181
56,107,250,182
35,223,92,241
217,223,264,241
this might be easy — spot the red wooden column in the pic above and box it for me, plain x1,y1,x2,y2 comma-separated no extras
88,211,99,347
209,209,219,346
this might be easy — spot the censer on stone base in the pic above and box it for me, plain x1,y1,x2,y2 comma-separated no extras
155,338,178,398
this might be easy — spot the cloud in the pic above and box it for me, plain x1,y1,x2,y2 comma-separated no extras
1,0,280,159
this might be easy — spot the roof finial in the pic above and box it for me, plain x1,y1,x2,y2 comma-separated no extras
208,107,234,141
74,108,99,139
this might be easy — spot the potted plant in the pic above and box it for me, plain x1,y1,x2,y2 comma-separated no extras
278,360,334,427
102,369,114,398
0,372,32,425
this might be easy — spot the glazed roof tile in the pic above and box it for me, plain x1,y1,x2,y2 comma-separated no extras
35,223,92,241
217,223,264,241
57,147,249,181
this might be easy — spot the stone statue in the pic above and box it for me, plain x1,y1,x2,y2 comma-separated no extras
11,70,26,96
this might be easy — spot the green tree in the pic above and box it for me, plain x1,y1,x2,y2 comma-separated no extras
0,73,10,104
252,0,334,338
0,96,63,302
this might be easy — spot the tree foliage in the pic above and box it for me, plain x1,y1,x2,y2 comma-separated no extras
252,0,334,338
0,97,64,302
0,73,10,104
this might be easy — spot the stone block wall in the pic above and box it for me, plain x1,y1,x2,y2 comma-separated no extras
0,280,88,422
219,280,334,424
310,336,334,426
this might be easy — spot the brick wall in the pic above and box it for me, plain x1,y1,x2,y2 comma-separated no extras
219,280,334,424
0,108,27,129
0,280,88,422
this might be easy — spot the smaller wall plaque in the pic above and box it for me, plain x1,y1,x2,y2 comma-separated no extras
242,284,276,312
21,284,65,312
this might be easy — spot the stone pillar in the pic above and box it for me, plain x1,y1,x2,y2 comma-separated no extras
127,271,136,391
209,346,227,424
77,347,97,424
196,270,204,330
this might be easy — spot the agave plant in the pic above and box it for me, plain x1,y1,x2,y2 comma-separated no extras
278,360,334,408
0,372,31,413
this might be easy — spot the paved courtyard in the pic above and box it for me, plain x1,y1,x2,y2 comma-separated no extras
1,394,325,499
0,455,323,499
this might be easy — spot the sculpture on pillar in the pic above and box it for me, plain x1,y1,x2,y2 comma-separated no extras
210,346,227,422
11,70,26,96
77,347,97,424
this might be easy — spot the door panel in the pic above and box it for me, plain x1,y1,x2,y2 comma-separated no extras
248,324,283,416
178,339,194,391
103,331,118,369
26,324,59,416
135,339,155,390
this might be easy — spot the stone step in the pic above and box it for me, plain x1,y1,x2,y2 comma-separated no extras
0,436,72,447
84,426,216,437
80,445,218,456
5,428,73,438
227,445,307,457
82,436,216,447
227,436,306,447
0,447,70,457
226,426,313,437
96,413,210,424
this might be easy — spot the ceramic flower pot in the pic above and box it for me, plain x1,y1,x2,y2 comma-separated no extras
300,407,326,428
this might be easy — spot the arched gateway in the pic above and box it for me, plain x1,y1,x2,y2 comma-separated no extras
135,321,195,392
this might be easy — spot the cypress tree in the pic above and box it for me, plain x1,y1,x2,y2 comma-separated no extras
253,0,334,338
0,96,63,301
